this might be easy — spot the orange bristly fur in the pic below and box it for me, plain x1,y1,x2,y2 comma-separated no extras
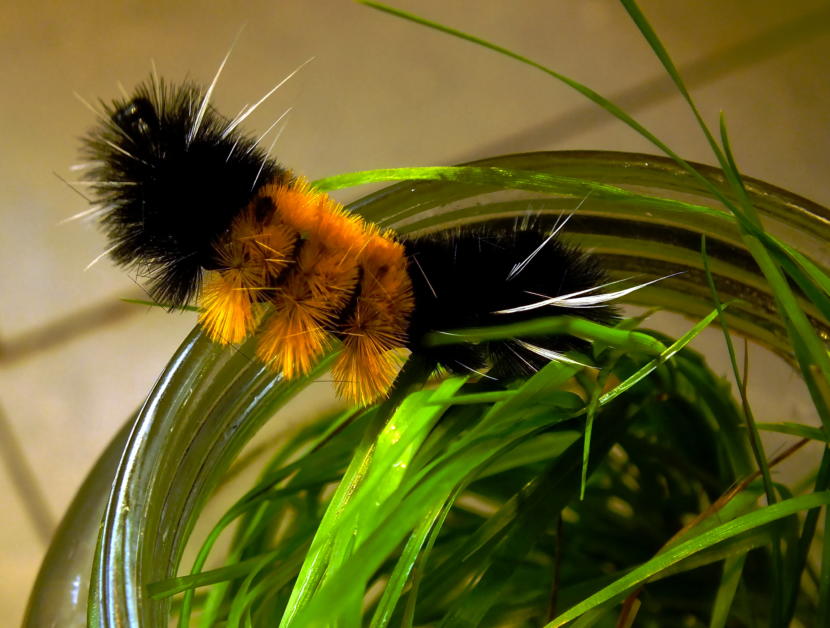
333,234,414,404
198,207,297,343
260,178,321,234
256,238,360,376
200,177,413,405
199,269,258,344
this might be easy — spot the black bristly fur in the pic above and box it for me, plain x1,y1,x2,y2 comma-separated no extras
82,78,288,306
404,224,618,378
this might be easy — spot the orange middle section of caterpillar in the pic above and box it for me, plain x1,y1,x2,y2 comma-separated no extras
198,178,414,405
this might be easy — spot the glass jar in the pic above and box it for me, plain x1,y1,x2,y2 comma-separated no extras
24,151,830,626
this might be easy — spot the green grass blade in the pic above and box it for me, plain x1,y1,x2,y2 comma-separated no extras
599,306,721,406
547,492,830,626
422,316,665,357
783,450,830,622
756,422,827,443
313,165,729,220
618,1,729,175
369,502,445,628
148,549,282,599
718,111,757,224
399,491,459,628
278,357,433,626
701,236,776,502
819,506,830,624
709,555,747,628
768,244,830,323
743,235,830,426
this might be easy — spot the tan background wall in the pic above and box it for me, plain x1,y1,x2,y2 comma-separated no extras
2,1,829,624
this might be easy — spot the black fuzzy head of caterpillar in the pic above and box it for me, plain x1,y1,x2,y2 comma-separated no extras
81,78,288,306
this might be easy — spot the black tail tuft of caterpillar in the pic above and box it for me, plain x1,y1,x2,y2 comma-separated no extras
404,222,618,378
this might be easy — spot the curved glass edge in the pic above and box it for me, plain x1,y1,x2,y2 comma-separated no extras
91,326,227,626
89,327,334,625
22,417,134,627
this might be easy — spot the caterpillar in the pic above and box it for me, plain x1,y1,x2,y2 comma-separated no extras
79,72,618,405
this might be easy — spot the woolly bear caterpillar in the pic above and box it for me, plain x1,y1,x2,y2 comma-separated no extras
79,62,620,405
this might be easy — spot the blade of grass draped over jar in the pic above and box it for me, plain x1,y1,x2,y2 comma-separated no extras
313,165,728,219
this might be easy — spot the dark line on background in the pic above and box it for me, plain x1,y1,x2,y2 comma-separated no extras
0,404,55,545
0,291,147,365
452,6,830,163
